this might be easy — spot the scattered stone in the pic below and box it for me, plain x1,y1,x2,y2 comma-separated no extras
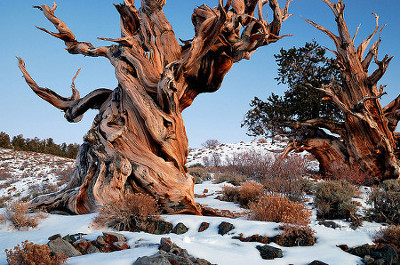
172,222,188,235
133,238,214,265
145,220,173,235
63,233,87,244
363,255,374,265
318,220,341,229
337,244,349,251
134,254,172,265
198,222,209,232
348,244,372,257
218,221,234,235
235,234,269,244
48,234,61,241
74,239,100,254
48,237,82,257
307,261,329,265
256,245,283,260
102,232,127,244
111,241,130,251
371,245,398,264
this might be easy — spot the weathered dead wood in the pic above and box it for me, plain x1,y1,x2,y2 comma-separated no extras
20,0,291,214
301,0,400,181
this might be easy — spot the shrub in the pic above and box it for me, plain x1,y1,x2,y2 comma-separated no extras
368,179,400,224
93,193,160,231
328,162,368,186
277,225,316,247
189,167,211,184
5,240,67,265
221,180,264,208
213,172,246,186
260,155,309,202
55,166,74,185
373,225,400,252
202,139,220,149
248,194,312,226
1,201,47,230
314,180,357,220
0,168,13,180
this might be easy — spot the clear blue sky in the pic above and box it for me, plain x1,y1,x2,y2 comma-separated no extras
0,0,399,147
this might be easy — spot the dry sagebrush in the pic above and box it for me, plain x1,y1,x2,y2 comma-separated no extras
249,194,312,226
1,200,47,230
368,179,400,224
93,193,160,231
5,240,67,265
221,180,264,208
277,225,316,247
373,225,400,252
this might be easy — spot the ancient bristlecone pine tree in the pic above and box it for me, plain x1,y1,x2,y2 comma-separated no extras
18,0,292,214
280,0,399,182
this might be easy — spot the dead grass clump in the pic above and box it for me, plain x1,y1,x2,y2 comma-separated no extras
314,180,357,220
93,193,160,232
1,200,47,230
213,172,246,186
248,194,312,226
189,166,211,184
0,168,13,180
0,195,12,208
221,180,264,207
6,240,67,265
277,225,316,247
373,225,400,252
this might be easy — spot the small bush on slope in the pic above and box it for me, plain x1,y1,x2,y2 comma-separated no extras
93,193,160,231
5,240,67,265
373,225,400,252
221,180,264,208
314,180,357,220
0,201,47,230
277,225,316,247
248,194,312,226
213,172,247,186
368,179,400,224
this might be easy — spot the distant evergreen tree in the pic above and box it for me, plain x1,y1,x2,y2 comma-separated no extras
0,132,11,148
12,134,26,151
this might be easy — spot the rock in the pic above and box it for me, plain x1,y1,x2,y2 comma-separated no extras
111,241,130,251
96,235,107,246
363,255,374,265
218,221,234,235
256,245,283,260
74,239,101,254
63,233,87,244
102,232,127,244
198,222,209,232
135,238,214,265
134,254,172,265
371,245,398,264
238,234,269,244
337,244,349,251
48,237,82,257
48,234,61,241
172,223,189,235
145,220,173,235
318,220,341,229
159,238,174,252
307,261,329,265
349,244,372,257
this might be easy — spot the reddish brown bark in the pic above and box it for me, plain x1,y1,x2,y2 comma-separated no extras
301,0,399,181
19,0,291,214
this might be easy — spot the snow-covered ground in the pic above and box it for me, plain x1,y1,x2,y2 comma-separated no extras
0,142,385,264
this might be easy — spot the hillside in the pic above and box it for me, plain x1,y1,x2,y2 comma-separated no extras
0,141,391,265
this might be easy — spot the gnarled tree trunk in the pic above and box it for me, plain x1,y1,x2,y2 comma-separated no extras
293,0,399,182
18,0,291,214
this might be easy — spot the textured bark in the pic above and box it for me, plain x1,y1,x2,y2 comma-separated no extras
300,0,399,181
19,0,291,214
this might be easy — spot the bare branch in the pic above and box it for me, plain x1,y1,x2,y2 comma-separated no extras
283,118,346,137
368,54,393,85
17,57,112,123
352,24,361,43
362,24,386,71
305,19,340,48
357,13,379,61
33,4,110,58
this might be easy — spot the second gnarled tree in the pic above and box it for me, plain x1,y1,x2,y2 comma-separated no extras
18,0,292,214
245,0,399,182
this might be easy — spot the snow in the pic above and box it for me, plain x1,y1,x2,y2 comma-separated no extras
0,143,386,265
